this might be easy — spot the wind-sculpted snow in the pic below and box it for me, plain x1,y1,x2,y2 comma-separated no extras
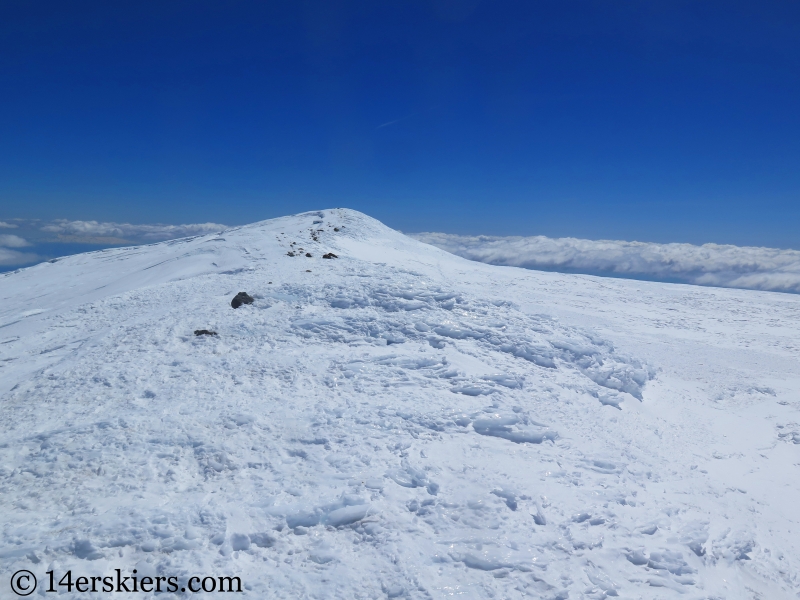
1,209,799,599
412,231,800,294
312,279,654,399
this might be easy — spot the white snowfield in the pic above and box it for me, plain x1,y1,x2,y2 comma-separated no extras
1,209,798,599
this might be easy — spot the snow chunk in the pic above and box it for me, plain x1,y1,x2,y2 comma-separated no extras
472,414,557,444
325,504,370,527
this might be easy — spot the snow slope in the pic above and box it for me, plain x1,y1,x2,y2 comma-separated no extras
1,209,799,599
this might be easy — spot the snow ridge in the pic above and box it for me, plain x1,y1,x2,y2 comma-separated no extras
1,209,798,599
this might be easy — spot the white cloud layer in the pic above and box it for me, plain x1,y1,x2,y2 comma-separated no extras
0,219,228,269
0,247,39,267
411,232,800,294
0,234,30,248
40,219,227,242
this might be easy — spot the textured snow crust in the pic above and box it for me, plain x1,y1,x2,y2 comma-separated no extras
1,209,799,599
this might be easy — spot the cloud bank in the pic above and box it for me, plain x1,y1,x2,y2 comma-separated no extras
0,219,228,270
40,220,227,243
0,234,30,248
0,234,38,266
0,248,40,267
411,232,800,294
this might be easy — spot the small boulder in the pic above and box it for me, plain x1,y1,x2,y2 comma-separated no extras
323,252,338,259
286,251,295,257
305,252,312,257
231,292,255,309
194,329,217,336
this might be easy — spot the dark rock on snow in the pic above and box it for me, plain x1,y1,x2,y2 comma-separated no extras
231,292,255,309
194,329,217,336
323,253,338,259
305,252,312,257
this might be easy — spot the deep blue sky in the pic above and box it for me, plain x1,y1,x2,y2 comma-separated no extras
2,0,799,247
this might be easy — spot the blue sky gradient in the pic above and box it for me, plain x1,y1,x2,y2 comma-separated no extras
1,1,799,247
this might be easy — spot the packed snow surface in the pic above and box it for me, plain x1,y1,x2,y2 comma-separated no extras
1,209,799,599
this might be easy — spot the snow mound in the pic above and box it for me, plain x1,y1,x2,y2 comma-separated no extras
1,209,799,598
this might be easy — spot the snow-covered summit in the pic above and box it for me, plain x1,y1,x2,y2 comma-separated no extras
1,209,799,598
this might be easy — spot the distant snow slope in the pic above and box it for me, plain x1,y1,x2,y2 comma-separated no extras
1,209,799,599
411,232,800,294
